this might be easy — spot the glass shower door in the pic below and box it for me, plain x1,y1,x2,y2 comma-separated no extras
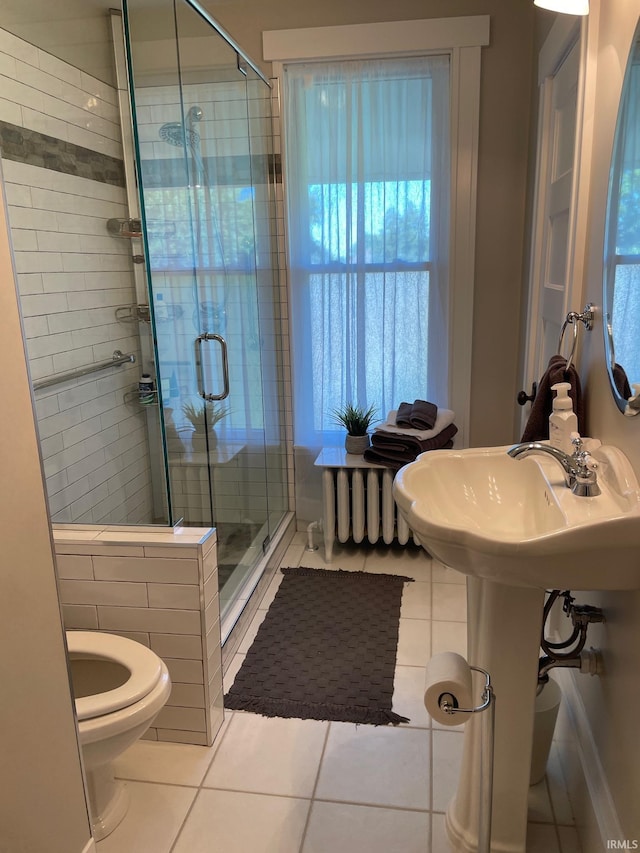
125,0,274,616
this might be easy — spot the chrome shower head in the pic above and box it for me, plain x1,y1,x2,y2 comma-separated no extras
187,105,203,124
159,121,200,148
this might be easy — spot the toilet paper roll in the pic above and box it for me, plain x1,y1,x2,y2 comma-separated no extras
424,652,473,726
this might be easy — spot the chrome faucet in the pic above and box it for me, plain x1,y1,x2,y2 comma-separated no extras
507,435,601,497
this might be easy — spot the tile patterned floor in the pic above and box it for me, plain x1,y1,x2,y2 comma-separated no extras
98,534,582,853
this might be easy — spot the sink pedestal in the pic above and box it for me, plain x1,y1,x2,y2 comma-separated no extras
446,577,544,853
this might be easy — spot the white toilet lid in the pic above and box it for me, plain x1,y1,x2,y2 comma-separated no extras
67,631,164,721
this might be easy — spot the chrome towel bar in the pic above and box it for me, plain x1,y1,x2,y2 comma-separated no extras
33,350,136,391
557,303,594,371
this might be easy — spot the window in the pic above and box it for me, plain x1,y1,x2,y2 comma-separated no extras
609,47,640,376
284,56,450,444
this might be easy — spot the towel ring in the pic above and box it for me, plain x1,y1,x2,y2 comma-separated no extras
557,303,594,371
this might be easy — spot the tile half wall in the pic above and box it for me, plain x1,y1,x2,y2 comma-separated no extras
54,524,223,746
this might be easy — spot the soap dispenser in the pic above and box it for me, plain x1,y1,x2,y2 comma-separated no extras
549,382,578,454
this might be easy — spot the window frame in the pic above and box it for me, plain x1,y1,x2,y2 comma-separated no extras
265,16,490,447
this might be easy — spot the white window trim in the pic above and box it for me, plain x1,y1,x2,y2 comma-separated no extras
264,16,490,448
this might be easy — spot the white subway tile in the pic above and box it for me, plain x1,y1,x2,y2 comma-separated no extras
59,579,148,607
148,583,201,611
156,729,209,746
55,554,94,580
0,29,39,65
62,603,98,629
93,555,199,584
167,683,206,709
165,658,204,684
97,605,201,634
203,572,218,607
143,545,200,560
37,50,83,88
153,706,206,733
105,630,150,646
150,634,204,660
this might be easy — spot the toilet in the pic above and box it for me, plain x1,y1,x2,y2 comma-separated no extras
66,631,171,840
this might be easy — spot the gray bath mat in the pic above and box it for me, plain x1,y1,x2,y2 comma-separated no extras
225,567,414,725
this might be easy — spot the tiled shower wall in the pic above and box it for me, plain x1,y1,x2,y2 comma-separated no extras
55,525,223,746
0,26,156,524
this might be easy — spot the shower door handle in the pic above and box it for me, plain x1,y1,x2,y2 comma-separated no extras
195,333,230,401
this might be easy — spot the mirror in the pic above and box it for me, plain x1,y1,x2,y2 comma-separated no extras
603,22,640,412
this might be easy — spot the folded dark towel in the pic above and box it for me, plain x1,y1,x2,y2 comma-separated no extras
520,355,585,443
395,399,438,430
396,402,415,428
408,399,438,430
363,422,458,470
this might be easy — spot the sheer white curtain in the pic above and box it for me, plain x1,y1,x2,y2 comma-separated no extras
283,55,450,451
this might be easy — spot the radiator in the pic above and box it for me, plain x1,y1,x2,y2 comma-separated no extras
316,451,418,562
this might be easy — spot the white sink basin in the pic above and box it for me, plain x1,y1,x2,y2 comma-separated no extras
393,443,640,590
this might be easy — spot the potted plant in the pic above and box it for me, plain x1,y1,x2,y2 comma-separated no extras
331,402,378,454
182,400,229,450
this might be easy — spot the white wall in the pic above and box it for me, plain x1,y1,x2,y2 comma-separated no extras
566,0,640,845
0,165,93,853
0,26,156,524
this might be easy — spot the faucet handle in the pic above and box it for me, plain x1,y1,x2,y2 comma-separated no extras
570,432,583,454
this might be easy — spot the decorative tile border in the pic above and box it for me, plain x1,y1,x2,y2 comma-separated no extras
0,120,125,187
139,153,281,188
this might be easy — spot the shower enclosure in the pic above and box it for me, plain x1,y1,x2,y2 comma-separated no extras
121,0,289,622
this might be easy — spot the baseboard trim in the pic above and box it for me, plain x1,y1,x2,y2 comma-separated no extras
556,667,624,847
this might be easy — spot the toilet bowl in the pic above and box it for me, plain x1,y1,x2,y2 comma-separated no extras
66,631,171,840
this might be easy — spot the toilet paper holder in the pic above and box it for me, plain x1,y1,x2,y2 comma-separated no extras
437,664,494,717
438,665,495,853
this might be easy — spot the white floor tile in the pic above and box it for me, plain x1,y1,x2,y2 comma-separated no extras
281,542,306,567
396,617,431,666
431,812,455,852
432,730,465,812
431,620,468,658
392,664,431,728
557,825,582,852
299,541,367,571
113,740,216,787
526,821,561,852
172,789,310,853
203,712,328,798
302,801,430,853
527,779,555,823
222,653,246,692
237,608,268,654
315,722,430,810
431,561,467,584
432,583,467,621
546,741,576,825
363,543,431,581
257,570,284,610
95,780,196,853
400,579,432,619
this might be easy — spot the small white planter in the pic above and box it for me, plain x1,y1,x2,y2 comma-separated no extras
345,433,370,455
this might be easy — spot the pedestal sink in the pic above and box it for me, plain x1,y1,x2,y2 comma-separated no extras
393,443,640,853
